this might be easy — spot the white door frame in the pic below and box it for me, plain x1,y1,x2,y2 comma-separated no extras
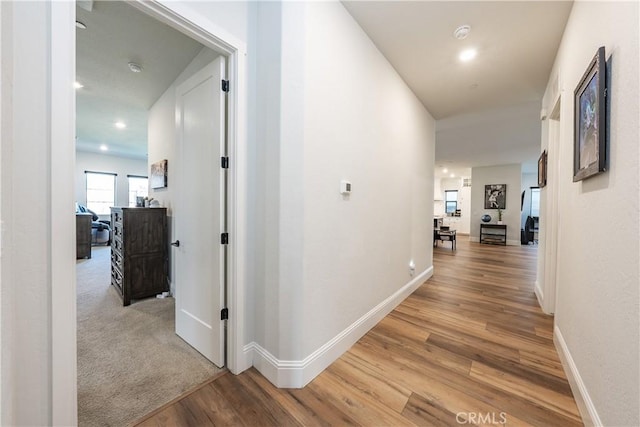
544,97,561,314
537,95,561,315
48,1,248,424
127,0,248,375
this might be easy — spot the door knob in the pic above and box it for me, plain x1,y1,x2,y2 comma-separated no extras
171,240,180,247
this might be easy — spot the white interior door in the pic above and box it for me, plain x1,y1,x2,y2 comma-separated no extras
174,57,226,367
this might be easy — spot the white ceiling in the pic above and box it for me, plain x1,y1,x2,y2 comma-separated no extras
343,0,573,173
75,1,205,159
76,1,573,171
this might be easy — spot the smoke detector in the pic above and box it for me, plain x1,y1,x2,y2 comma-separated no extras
453,25,471,40
128,62,143,73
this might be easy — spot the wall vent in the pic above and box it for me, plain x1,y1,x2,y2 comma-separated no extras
463,178,472,187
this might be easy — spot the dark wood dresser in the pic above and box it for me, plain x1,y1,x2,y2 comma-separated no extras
76,213,92,259
110,207,168,306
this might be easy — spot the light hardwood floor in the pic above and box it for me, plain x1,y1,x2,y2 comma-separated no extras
135,237,582,427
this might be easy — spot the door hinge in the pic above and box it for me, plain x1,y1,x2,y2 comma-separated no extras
221,156,229,169
221,232,229,244
221,79,229,93
221,308,228,320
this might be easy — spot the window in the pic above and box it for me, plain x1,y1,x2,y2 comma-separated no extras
128,175,149,207
85,171,116,215
445,190,458,214
530,188,540,217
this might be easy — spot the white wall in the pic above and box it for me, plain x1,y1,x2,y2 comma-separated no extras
520,172,537,228
470,164,522,245
302,0,434,357
75,151,147,218
1,2,76,425
248,1,435,386
541,2,639,426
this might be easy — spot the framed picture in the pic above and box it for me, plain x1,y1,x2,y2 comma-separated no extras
150,159,168,189
573,46,606,182
484,184,506,209
538,150,547,188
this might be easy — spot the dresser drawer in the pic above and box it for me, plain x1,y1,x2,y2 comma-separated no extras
112,223,123,239
111,209,123,225
112,236,123,253
111,267,123,293
111,250,123,273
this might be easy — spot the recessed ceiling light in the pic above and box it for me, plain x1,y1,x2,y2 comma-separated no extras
114,121,126,129
128,62,143,73
443,168,448,173
74,81,84,89
450,173,455,178
75,21,87,30
459,48,477,62
99,144,108,151
453,25,471,40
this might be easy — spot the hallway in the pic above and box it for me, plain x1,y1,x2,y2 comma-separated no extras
136,237,581,426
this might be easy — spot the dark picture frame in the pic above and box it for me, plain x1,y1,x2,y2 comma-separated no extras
484,184,506,209
573,46,606,182
150,159,168,189
538,150,547,188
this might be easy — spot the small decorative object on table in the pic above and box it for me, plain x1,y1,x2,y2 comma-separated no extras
497,208,503,225
481,214,491,223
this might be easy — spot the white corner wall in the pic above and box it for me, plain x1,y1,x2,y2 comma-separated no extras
470,164,522,245
541,2,639,426
1,1,77,425
249,1,435,387
75,151,147,217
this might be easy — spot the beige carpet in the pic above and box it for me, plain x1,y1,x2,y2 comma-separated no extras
77,245,222,427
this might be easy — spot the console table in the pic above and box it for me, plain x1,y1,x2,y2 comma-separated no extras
480,224,507,245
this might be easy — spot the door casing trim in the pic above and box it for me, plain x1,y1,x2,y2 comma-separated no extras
127,0,248,376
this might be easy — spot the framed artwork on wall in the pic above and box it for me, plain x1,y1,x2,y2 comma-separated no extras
538,150,547,188
573,46,607,182
484,184,506,209
150,159,168,189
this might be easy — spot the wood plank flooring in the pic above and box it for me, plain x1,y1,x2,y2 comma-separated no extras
135,237,582,427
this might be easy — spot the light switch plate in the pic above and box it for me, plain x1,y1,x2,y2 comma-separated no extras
340,180,352,195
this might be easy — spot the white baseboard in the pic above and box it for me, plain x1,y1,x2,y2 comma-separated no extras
554,326,601,427
534,280,544,308
245,266,434,388
239,342,255,373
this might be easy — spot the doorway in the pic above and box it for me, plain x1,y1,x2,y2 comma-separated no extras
537,97,561,314
64,1,247,424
